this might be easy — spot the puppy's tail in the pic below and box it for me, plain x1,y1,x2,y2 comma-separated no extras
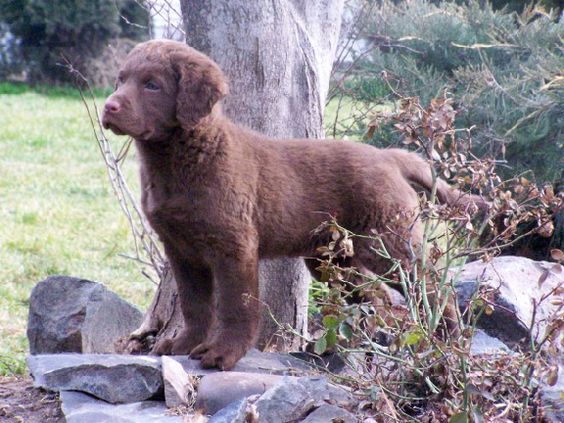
389,149,488,211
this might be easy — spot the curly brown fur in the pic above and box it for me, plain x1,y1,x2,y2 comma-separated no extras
102,40,483,370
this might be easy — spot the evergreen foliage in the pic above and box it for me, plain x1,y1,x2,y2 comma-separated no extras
0,0,149,82
489,0,562,13
332,0,563,182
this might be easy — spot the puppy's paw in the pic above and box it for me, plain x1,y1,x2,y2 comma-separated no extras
151,328,204,355
190,340,248,370
151,338,173,355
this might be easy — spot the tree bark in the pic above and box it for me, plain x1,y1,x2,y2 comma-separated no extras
117,0,343,354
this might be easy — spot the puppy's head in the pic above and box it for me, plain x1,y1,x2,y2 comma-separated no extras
102,40,229,141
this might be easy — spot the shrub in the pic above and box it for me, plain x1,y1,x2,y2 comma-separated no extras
313,91,563,422
0,0,149,83
329,0,563,182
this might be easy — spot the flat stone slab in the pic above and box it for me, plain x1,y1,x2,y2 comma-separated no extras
60,391,181,423
167,348,312,377
27,354,162,403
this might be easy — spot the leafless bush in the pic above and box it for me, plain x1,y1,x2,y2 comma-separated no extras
69,65,166,285
74,2,187,282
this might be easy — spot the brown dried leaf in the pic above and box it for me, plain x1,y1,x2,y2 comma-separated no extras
546,366,559,386
538,220,554,238
538,269,550,287
550,249,564,263
366,125,376,140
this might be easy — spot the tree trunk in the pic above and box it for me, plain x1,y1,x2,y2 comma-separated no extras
117,0,343,354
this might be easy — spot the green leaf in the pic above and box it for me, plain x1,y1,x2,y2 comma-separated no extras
326,328,337,349
339,322,353,340
484,304,494,315
322,314,339,330
314,336,327,355
449,412,468,423
402,330,423,347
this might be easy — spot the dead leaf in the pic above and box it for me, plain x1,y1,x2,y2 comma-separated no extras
546,366,559,386
538,269,550,287
550,249,564,263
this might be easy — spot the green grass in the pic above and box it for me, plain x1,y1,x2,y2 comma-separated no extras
0,81,113,98
0,83,156,375
324,95,394,140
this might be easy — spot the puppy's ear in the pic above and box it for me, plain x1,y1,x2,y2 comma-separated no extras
173,51,229,129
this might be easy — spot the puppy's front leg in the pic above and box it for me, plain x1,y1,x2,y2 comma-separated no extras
153,246,214,355
190,252,259,370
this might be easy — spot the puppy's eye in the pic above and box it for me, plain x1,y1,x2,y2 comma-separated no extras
145,80,160,91
114,75,124,91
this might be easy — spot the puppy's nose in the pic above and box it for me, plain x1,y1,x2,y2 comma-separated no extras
104,99,121,114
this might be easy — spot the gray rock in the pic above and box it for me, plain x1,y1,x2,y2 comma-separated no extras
60,391,181,423
301,404,358,423
470,329,513,355
162,348,312,407
166,348,310,377
235,348,314,374
542,389,564,423
195,372,289,414
27,276,143,354
455,257,563,344
290,351,347,373
27,353,162,403
162,355,197,408
254,376,354,423
539,363,564,422
208,398,256,423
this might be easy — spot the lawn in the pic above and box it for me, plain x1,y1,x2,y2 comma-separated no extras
0,84,157,375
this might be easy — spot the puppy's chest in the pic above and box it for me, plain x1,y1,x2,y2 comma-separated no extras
143,182,192,223
141,179,222,236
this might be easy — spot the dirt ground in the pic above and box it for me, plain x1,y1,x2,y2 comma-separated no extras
0,376,64,423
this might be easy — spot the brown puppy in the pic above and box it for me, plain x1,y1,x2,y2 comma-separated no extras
102,40,479,370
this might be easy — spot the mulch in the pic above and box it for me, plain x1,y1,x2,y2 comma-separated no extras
0,376,64,423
